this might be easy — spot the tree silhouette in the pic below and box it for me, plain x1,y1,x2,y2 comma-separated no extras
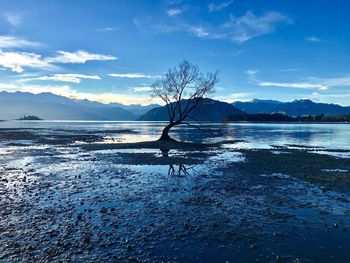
152,60,218,141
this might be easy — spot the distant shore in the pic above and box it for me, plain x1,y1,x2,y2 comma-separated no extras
0,119,348,124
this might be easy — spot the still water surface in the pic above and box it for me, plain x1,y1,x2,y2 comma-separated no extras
1,120,349,149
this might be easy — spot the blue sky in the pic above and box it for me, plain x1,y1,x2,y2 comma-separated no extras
0,0,349,105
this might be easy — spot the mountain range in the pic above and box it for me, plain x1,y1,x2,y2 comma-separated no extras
0,91,159,120
233,99,350,116
1,91,350,121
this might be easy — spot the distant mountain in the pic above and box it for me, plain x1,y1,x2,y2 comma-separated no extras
3,91,348,121
108,103,161,116
233,99,350,116
0,91,147,120
139,98,245,121
69,99,160,116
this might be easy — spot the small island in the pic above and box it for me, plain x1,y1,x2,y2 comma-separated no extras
17,115,42,121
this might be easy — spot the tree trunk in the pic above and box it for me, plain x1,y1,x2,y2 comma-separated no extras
159,123,175,141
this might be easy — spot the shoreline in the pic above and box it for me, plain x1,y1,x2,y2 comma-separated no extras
0,119,349,124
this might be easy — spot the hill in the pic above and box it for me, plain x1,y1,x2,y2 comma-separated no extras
17,115,42,120
139,98,245,121
233,99,350,116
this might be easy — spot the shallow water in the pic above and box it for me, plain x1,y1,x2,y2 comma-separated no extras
1,120,350,149
0,121,350,262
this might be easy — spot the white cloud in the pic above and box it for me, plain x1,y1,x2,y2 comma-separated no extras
0,35,41,48
208,0,234,12
0,83,19,90
0,49,117,73
109,73,157,79
47,50,117,64
305,36,321,42
130,86,153,92
0,50,55,73
166,8,184,16
259,81,328,90
223,11,291,43
33,74,101,83
5,13,21,26
311,76,350,87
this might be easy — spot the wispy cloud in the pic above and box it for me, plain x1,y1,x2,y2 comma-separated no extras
5,13,21,26
166,8,185,17
47,50,117,64
278,68,302,72
185,25,210,37
305,36,321,42
222,11,291,43
214,92,253,103
130,86,153,92
245,69,258,81
246,70,350,91
98,27,119,32
167,0,183,5
307,92,350,106
0,50,55,73
258,76,350,90
135,11,291,43
0,35,41,48
259,81,328,90
208,0,234,12
313,76,350,87
25,74,101,83
109,73,157,79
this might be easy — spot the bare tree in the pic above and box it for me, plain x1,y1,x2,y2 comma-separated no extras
152,60,218,141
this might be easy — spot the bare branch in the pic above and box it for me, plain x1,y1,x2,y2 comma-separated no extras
151,60,218,140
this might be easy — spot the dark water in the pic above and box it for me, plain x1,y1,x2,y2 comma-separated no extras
0,121,350,262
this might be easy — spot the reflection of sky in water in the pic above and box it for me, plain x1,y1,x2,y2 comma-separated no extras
1,121,350,149
311,151,350,158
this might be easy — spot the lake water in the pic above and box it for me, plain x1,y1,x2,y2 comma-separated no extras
1,121,350,262
1,120,349,149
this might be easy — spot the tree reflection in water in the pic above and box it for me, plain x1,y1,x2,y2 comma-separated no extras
160,148,197,179
168,164,190,177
